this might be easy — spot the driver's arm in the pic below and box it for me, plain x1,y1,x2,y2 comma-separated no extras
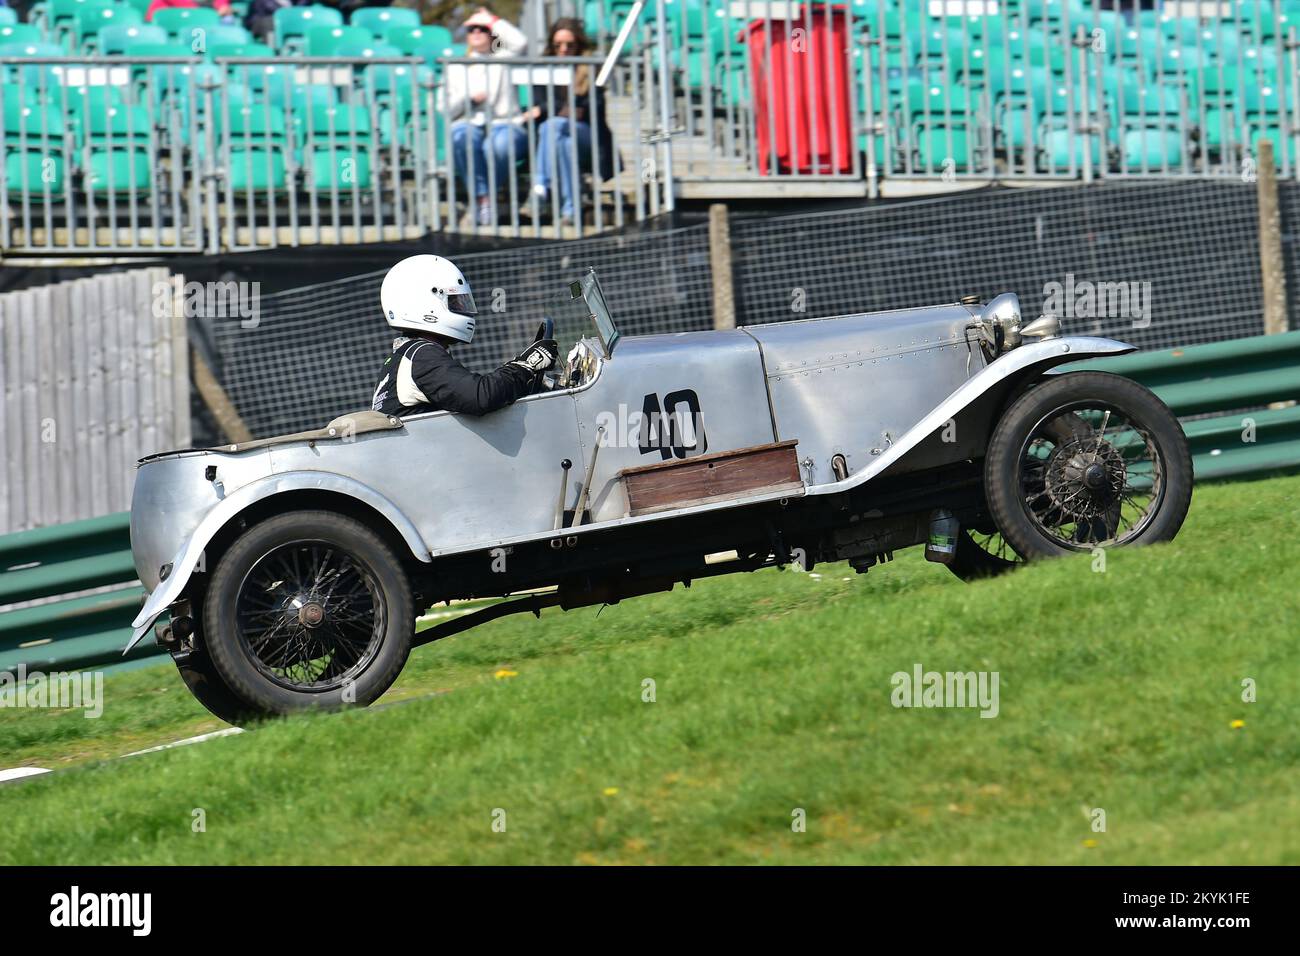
412,339,556,416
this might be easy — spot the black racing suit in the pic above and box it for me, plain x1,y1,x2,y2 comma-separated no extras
372,336,538,417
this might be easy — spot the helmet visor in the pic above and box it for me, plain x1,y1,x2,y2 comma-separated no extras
446,291,477,317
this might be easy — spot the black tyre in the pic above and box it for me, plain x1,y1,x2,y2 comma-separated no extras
202,510,414,718
172,644,261,726
985,371,1193,560
946,528,1023,581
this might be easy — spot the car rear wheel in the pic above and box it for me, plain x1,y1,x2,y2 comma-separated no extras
984,371,1193,560
201,510,414,718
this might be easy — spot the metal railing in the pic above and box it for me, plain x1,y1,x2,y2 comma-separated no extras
1,51,659,254
0,54,442,253
567,0,1300,192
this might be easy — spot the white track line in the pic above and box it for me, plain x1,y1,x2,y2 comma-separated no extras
0,767,51,782
120,728,245,757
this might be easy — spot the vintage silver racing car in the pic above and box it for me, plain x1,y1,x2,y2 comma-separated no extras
127,271,1192,723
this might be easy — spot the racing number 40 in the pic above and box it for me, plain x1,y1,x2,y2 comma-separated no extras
638,390,708,461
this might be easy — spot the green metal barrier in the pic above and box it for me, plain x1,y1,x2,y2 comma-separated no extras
1086,331,1300,482
0,513,163,677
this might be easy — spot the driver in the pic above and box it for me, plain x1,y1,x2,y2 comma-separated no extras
372,255,558,417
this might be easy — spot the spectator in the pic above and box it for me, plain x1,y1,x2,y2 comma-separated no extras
146,0,239,24
440,7,527,226
244,0,309,42
524,18,615,225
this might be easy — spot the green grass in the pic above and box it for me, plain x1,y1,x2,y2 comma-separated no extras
2,474,1298,864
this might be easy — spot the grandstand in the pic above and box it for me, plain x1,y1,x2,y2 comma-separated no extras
0,0,1296,255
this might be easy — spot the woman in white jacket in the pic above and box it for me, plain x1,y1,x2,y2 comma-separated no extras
442,8,528,226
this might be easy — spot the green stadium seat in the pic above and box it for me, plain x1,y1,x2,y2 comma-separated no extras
226,103,288,140
351,7,419,39
274,5,343,50
0,9,17,26
1039,128,1101,172
47,0,114,29
208,41,275,59
1160,17,1203,47
1116,25,1157,64
266,82,334,109
76,5,143,48
121,40,194,61
146,59,221,106
386,25,456,72
1157,45,1208,75
1026,39,1070,75
1234,1,1276,39
714,51,748,107
202,24,254,47
307,145,371,189
310,103,371,141
985,61,1050,103
306,24,372,55
361,62,430,113
151,7,220,43
226,146,286,190
3,99,63,137
86,99,151,141
178,78,252,150
906,81,976,170
5,149,66,196
123,0,152,15
0,24,43,47
98,23,167,54
63,83,127,145
1023,0,1088,26
1120,127,1185,170
904,24,963,66
1117,81,1182,120
334,39,401,59
1,42,68,93
234,62,290,92
86,145,151,192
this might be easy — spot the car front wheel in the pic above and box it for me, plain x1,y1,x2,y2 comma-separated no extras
201,510,414,718
984,371,1193,560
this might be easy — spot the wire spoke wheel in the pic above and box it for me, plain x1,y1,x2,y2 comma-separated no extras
966,529,1024,564
983,372,1192,565
235,541,387,693
1019,402,1164,551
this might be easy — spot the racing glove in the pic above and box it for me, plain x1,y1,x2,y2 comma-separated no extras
510,339,559,375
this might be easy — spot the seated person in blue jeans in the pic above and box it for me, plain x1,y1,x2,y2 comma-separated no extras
523,19,616,224
442,7,528,226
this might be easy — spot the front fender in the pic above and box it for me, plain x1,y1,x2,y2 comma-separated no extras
806,335,1136,497
125,471,432,652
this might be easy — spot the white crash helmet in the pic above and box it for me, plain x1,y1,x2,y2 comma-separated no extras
380,254,478,343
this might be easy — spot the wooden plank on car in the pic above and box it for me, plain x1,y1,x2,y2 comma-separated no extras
619,440,802,516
